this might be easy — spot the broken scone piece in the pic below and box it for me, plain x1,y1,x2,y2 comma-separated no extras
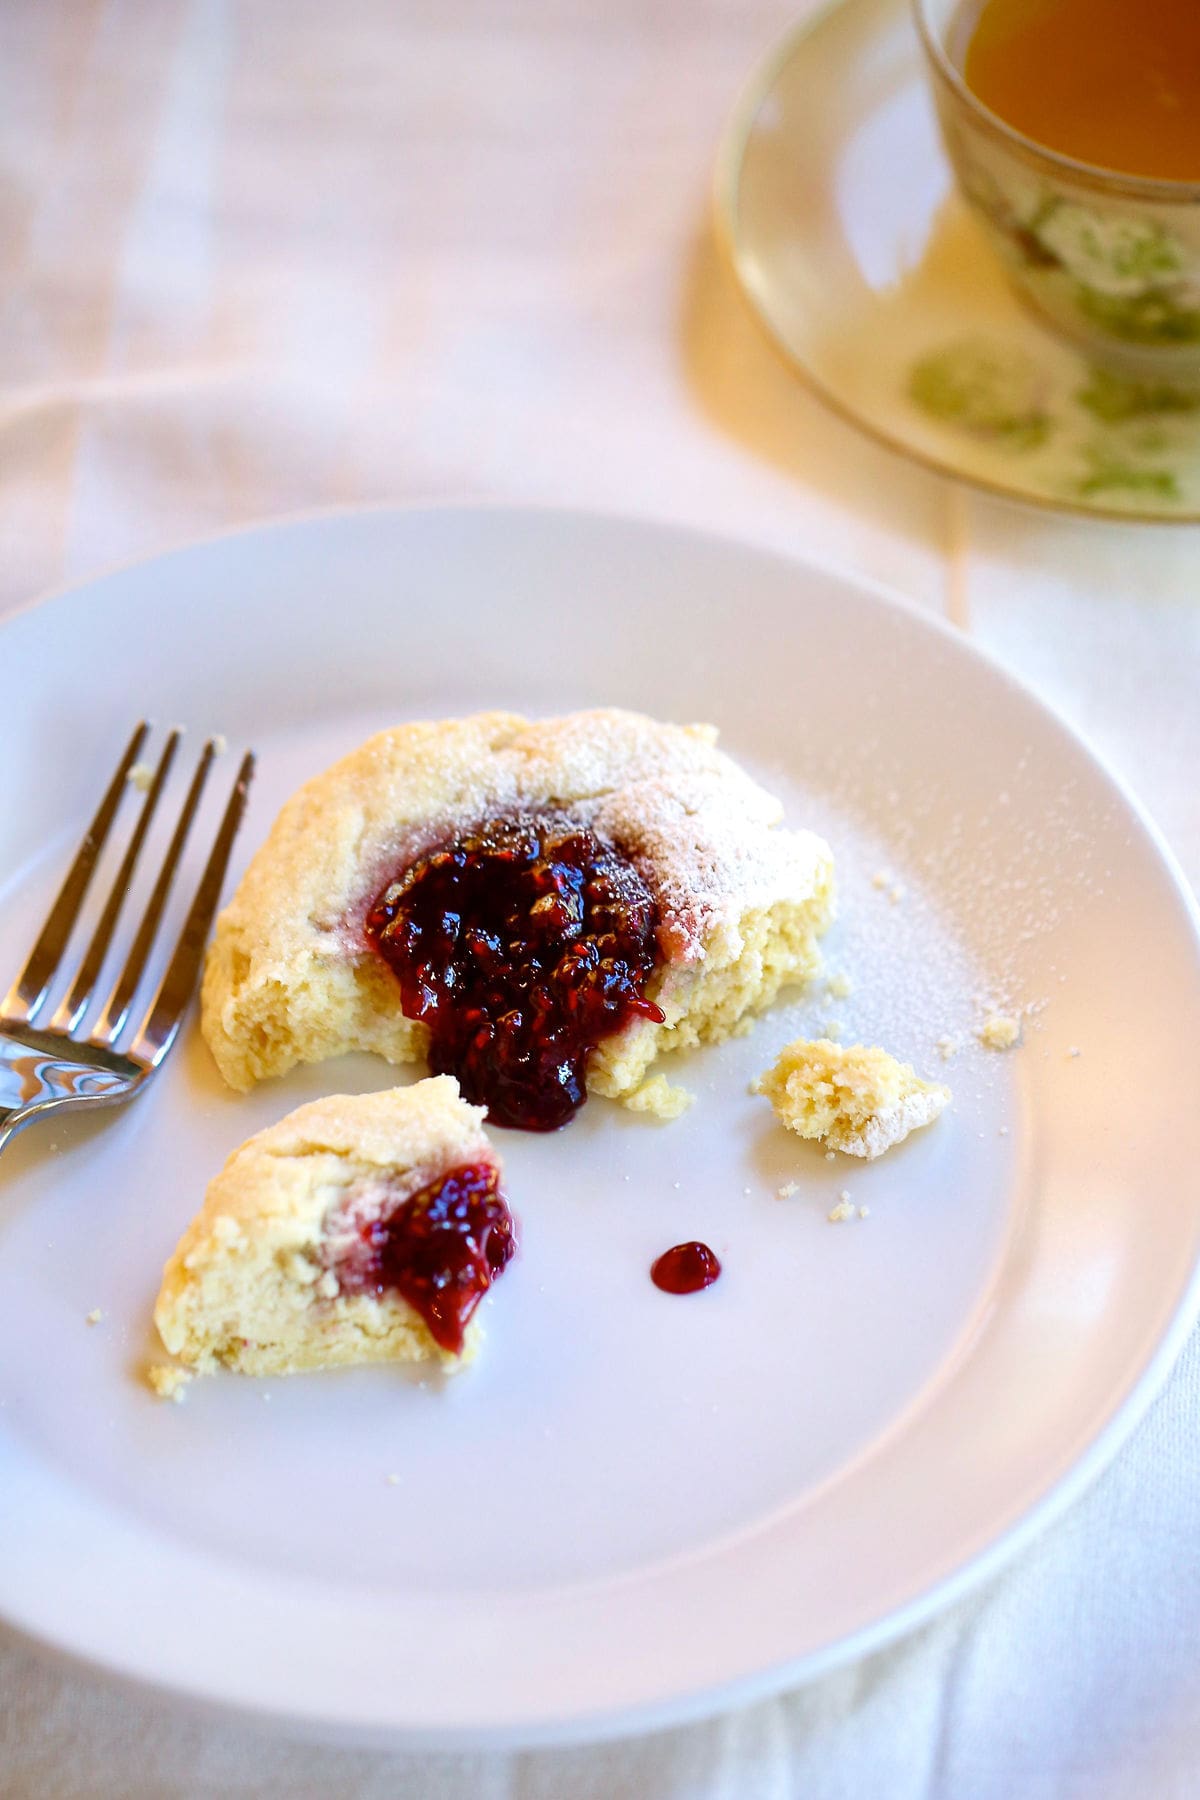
753,1037,950,1160
154,1077,514,1381
201,709,835,1130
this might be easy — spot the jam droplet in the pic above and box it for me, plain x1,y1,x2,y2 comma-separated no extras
350,1162,515,1354
366,813,665,1131
651,1241,721,1294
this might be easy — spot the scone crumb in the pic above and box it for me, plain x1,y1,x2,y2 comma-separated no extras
147,1363,193,1403
85,1308,103,1326
872,870,891,889
777,1180,799,1199
979,1013,1020,1051
936,1035,961,1061
625,1075,694,1120
858,1205,871,1219
824,1019,843,1039
755,1037,950,1161
826,972,853,1000
825,1149,836,1162
386,1473,401,1487
828,1197,856,1223
213,733,228,755
889,883,906,905
127,761,154,792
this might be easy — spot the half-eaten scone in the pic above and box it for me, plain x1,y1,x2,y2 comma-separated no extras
201,710,835,1129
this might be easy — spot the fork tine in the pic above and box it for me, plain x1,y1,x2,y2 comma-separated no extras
125,750,255,1068
91,740,216,1045
2,721,149,1023
49,729,182,1035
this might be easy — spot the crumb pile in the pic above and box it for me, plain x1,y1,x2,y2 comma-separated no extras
978,1012,1021,1050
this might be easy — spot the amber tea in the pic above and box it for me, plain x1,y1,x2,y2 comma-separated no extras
952,0,1200,183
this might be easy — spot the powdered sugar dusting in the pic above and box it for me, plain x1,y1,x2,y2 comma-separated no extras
592,791,826,964
509,712,831,960
346,712,832,963
843,1086,951,1160
746,711,1123,1089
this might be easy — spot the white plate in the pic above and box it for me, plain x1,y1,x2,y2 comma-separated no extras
1,506,1198,1749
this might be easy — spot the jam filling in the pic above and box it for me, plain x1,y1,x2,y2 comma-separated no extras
650,1241,721,1294
366,813,666,1131
350,1161,515,1355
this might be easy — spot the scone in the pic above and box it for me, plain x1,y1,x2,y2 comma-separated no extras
201,709,836,1129
154,1077,514,1377
753,1038,950,1160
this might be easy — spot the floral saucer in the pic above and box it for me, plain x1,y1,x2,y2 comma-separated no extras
714,0,1200,520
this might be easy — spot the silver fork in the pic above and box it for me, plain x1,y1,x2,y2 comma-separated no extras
0,723,255,1155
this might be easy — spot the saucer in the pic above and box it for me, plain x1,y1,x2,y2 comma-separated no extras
715,0,1200,520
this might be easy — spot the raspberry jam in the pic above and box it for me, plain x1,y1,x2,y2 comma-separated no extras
353,1162,515,1355
650,1241,721,1294
366,814,665,1130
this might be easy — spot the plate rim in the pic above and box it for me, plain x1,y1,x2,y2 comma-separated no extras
2,500,1200,1749
712,0,1200,528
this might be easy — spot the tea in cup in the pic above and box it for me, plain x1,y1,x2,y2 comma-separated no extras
915,0,1200,375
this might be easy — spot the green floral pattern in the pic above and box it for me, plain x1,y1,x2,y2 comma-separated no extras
908,341,1050,449
1075,285,1200,347
907,336,1200,510
946,131,1200,353
1077,368,1200,423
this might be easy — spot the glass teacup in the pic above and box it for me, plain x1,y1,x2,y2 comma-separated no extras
914,0,1200,378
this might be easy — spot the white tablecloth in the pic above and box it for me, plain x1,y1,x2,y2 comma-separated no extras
3,2,1200,1793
